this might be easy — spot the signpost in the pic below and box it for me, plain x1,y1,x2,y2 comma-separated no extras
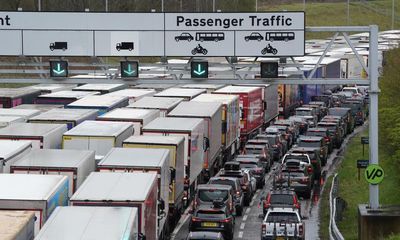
365,164,384,185
49,61,68,78
191,61,208,79
120,61,139,78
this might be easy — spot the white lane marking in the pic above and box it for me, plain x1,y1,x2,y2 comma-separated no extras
250,200,254,206
170,209,191,239
243,214,248,221
240,222,246,229
238,231,244,238
245,207,251,214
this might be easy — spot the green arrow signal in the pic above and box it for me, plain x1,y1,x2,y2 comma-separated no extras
193,64,206,76
52,63,65,75
123,64,136,75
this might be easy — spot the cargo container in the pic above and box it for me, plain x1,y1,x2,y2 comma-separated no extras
0,88,41,108
277,84,301,118
142,117,204,200
28,108,98,130
134,83,176,92
0,115,25,128
179,84,225,93
105,89,156,104
0,123,67,149
0,108,41,120
128,97,183,117
168,101,222,178
35,90,99,106
62,120,134,160
27,84,77,94
214,86,264,142
97,108,159,135
0,140,31,173
13,104,63,113
73,83,127,94
122,135,185,226
233,84,279,125
192,94,240,159
0,211,35,240
0,174,69,235
70,172,159,240
98,148,170,238
35,207,140,240
66,95,129,115
154,88,206,101
11,149,95,196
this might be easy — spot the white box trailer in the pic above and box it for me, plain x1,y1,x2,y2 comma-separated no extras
97,108,159,135
134,83,176,92
0,108,41,120
142,117,205,198
73,83,127,94
35,90,100,106
0,140,31,173
128,97,183,117
0,211,35,240
0,174,69,235
62,120,134,161
10,149,95,196
66,95,129,115
192,93,241,158
70,172,159,240
122,135,185,225
179,84,225,93
154,88,206,101
0,115,25,128
28,84,77,94
13,104,64,113
98,148,170,238
36,206,139,240
0,123,67,149
28,108,98,130
105,89,156,104
168,101,223,177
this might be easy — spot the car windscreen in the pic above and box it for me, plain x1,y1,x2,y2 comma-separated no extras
209,179,236,190
342,103,362,112
245,148,262,155
198,189,229,202
292,151,316,160
284,155,309,164
328,109,346,116
266,212,299,223
317,124,336,131
298,140,321,148
296,110,312,116
196,210,226,219
270,194,294,205
239,162,259,169
306,131,326,137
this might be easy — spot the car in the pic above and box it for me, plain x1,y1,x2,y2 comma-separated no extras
342,99,366,125
256,134,284,161
189,204,235,240
288,116,310,135
273,119,299,141
306,127,333,153
192,184,236,215
242,169,256,200
261,207,305,240
272,125,294,147
328,107,355,134
322,115,348,137
264,128,289,153
317,121,343,148
302,104,323,121
276,160,313,199
187,231,225,240
175,32,194,41
295,107,318,127
244,32,264,41
331,93,348,107
342,86,361,96
297,136,328,166
281,153,314,180
208,177,244,216
311,95,334,108
235,155,266,188
290,147,322,181
244,168,257,195
244,140,272,171
262,189,301,216
308,101,328,118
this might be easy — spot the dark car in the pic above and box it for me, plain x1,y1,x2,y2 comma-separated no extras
273,119,299,141
116,42,134,51
322,115,347,137
244,141,272,171
272,125,294,148
187,231,225,240
331,93,347,107
208,177,244,216
306,127,333,153
256,134,284,161
192,184,235,215
244,32,264,41
276,160,313,199
290,147,322,181
302,104,323,121
189,204,235,239
311,95,333,108
317,121,343,148
342,99,365,125
235,155,266,188
297,136,328,166
262,189,301,216
288,116,310,135
328,107,355,134
175,32,194,41
308,101,328,118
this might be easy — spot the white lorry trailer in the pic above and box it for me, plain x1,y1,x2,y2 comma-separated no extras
65,95,129,115
0,108,41,120
127,97,183,117
0,140,31,173
105,89,156,104
154,88,206,101
0,116,25,128
72,83,127,94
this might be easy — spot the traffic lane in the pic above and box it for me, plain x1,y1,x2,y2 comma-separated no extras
170,208,191,240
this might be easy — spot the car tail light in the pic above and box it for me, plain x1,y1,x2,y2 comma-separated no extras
221,217,233,223
293,196,300,209
263,202,270,209
307,166,313,174
311,159,317,164
299,225,304,236
236,191,241,196
191,217,201,222
324,136,330,142
262,224,267,235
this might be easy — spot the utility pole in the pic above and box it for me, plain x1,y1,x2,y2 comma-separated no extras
105,0,108,12
347,0,350,24
392,0,395,29
38,0,41,11
256,0,258,12
213,0,216,12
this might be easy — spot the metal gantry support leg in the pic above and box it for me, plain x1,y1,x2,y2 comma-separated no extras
369,25,380,210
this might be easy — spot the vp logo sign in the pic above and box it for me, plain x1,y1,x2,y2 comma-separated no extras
364,164,384,185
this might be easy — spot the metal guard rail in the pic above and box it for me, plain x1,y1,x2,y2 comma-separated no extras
329,173,345,240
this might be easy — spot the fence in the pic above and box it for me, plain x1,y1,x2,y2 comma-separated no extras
329,173,346,240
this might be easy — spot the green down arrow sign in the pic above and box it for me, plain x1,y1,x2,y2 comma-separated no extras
191,61,208,78
121,61,139,78
50,61,68,77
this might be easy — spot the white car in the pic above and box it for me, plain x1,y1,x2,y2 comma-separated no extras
261,207,305,240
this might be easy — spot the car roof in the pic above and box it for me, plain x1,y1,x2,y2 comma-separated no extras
245,144,265,149
197,184,232,191
299,136,323,141
235,157,259,163
307,127,328,132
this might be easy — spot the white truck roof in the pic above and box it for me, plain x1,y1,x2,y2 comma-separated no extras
29,109,98,121
35,207,138,240
105,89,156,98
0,211,35,240
179,84,225,90
0,123,66,137
123,135,185,146
97,108,159,121
128,97,183,110
0,174,67,201
154,88,206,98
64,121,133,137
70,172,157,201
12,104,63,112
0,116,24,124
99,148,169,167
143,117,203,132
39,90,99,99
0,109,41,119
214,85,261,93
0,88,40,98
12,149,94,168
168,101,222,118
0,140,31,160
73,83,126,92
67,95,128,108
192,93,238,105
30,84,77,92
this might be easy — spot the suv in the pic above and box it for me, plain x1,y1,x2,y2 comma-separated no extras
328,107,354,134
189,204,235,239
342,99,365,125
192,184,235,215
261,208,305,240
186,231,225,240
235,155,266,188
308,101,328,118
256,134,284,160
297,136,328,166
245,140,272,171
208,177,244,216
273,119,299,142
272,125,293,148
317,122,343,148
306,128,333,153
262,189,301,216
295,107,318,127
302,104,323,121
281,153,314,181
322,115,347,137
290,147,322,181
277,160,313,199
288,116,310,135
